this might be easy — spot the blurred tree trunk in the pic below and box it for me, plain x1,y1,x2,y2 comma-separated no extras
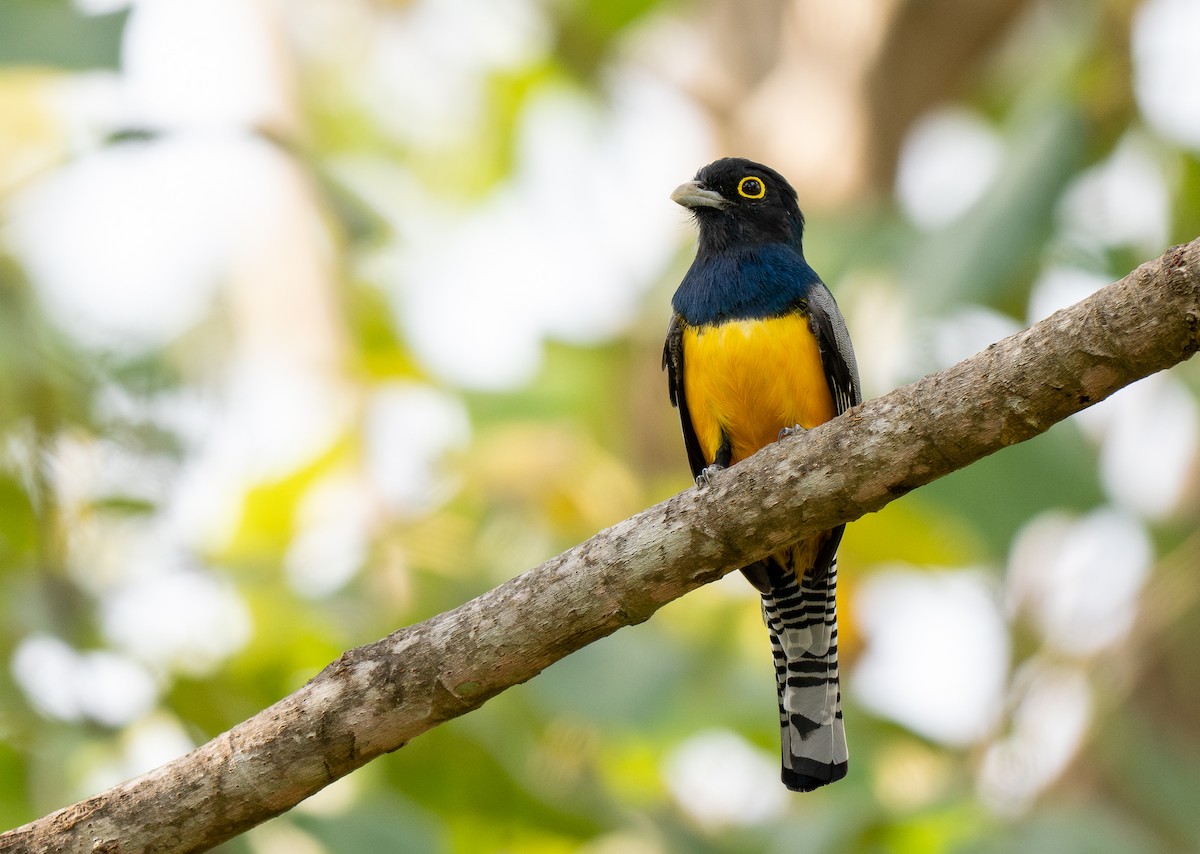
669,0,1033,206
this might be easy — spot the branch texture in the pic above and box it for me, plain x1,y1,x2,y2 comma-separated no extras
3,238,1198,853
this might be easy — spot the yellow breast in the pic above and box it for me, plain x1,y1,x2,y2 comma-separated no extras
682,314,835,466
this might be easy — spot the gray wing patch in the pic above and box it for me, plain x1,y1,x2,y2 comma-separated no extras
806,283,861,415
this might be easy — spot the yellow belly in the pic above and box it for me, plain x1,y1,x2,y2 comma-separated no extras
682,314,835,466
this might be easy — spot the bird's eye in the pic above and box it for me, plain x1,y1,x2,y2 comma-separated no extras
737,176,765,199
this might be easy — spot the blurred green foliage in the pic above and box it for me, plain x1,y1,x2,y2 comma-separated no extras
0,1,127,71
2,1,1200,853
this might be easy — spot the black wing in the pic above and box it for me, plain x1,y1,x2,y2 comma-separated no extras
663,313,708,479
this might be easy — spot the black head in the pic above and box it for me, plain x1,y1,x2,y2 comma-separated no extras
671,157,805,254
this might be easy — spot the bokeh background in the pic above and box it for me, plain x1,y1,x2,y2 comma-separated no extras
2,0,1200,851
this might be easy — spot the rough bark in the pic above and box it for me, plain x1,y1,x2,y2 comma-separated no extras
2,238,1198,853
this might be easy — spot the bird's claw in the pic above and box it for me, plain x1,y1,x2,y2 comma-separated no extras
695,464,725,489
778,423,806,441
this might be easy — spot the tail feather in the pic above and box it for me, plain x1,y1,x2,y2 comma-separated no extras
762,558,847,792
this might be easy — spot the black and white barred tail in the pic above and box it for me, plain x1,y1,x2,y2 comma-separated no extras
761,557,847,791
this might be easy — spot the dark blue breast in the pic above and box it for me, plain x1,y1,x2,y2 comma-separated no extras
672,243,821,326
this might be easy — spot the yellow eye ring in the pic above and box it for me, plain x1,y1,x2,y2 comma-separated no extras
737,176,765,199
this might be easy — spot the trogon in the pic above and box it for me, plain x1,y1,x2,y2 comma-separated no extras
663,157,861,791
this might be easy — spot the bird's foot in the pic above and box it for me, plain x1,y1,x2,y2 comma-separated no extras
695,464,725,489
778,423,807,441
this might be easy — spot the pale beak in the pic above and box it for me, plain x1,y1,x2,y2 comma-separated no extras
670,180,727,210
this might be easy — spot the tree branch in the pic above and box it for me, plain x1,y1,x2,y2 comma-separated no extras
3,238,1198,854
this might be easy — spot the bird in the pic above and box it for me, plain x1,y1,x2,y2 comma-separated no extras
663,157,861,792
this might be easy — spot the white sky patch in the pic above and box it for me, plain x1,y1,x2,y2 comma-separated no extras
1132,0,1200,150
977,661,1092,816
119,0,295,132
384,183,552,388
8,140,221,352
79,711,197,801
162,446,249,554
1074,374,1199,520
1058,133,1170,253
929,306,1022,370
6,133,286,354
101,569,251,676
11,635,84,722
663,729,788,828
363,0,549,147
1026,266,1111,324
364,382,471,515
518,73,712,342
73,649,160,726
362,73,712,389
895,107,1004,230
118,712,195,775
149,360,354,552
220,359,354,483
285,469,374,599
852,567,1009,747
1007,508,1152,656
41,70,124,155
11,635,158,726
838,272,917,394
